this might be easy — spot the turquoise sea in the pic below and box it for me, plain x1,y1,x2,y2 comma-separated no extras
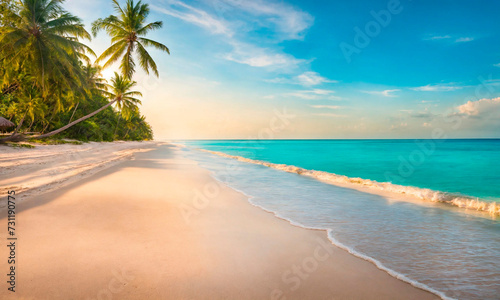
182,139,500,300
186,139,500,205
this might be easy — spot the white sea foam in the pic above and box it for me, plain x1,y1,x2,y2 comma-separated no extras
204,166,454,300
200,149,500,216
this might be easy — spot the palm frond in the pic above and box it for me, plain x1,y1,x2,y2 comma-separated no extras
136,21,162,35
138,37,170,54
96,40,127,67
136,41,158,76
120,44,135,79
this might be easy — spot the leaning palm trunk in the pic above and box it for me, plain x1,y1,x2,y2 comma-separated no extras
68,102,80,124
33,98,118,139
12,107,30,135
41,113,55,134
26,119,35,133
0,99,116,143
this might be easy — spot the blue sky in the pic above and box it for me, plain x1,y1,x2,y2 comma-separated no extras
66,0,500,139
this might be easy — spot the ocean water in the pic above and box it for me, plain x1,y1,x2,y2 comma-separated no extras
180,139,500,299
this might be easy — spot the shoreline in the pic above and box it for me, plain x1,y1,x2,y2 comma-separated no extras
0,142,440,299
186,148,449,299
246,199,450,300
198,149,499,218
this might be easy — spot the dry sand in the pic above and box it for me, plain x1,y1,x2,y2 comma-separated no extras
0,143,439,299
0,141,156,207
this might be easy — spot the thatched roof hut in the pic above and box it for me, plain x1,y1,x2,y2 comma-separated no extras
0,117,15,130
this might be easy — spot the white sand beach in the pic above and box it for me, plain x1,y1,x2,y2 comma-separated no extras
0,142,439,299
0,141,156,208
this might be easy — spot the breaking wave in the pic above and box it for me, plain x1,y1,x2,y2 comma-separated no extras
201,149,499,216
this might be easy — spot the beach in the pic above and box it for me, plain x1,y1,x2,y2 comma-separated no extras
0,141,157,204
2,0,498,298
0,142,439,299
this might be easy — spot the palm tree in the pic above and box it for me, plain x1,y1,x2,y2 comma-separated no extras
34,72,142,139
92,0,170,79
1,0,168,142
82,64,108,95
8,83,43,134
104,72,142,137
25,97,47,132
66,64,108,124
0,0,16,28
0,0,94,89
122,110,147,139
107,72,142,120
0,0,94,142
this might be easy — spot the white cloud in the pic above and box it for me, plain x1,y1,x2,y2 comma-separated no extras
225,52,294,67
310,105,341,109
287,89,340,100
362,89,400,97
483,78,500,86
223,42,304,68
456,97,500,116
151,2,232,36
220,0,314,40
296,72,337,86
390,122,408,130
412,84,462,92
407,108,434,119
455,37,474,43
313,113,346,118
309,89,336,95
424,35,475,43
288,92,323,100
425,35,451,40
152,0,311,70
267,71,336,87
493,63,500,68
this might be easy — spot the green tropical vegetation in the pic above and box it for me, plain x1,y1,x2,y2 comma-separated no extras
0,0,169,143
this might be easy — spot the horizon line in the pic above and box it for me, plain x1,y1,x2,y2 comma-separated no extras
164,137,500,141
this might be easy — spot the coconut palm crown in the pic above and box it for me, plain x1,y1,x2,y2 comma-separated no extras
0,0,93,88
92,0,170,79
106,72,142,120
